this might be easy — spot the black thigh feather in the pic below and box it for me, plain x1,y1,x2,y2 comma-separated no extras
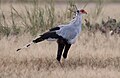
56,39,65,61
63,44,71,59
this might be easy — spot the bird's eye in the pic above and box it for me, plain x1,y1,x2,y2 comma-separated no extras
77,10,79,13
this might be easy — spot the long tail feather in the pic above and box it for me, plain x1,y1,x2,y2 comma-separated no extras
16,35,43,51
16,31,61,51
16,42,33,51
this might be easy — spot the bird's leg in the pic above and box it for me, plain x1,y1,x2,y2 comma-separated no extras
56,40,65,62
63,44,71,59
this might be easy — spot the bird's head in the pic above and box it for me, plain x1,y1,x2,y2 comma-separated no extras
76,9,87,15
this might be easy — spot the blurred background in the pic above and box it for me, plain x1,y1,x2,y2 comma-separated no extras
0,0,120,3
0,0,120,36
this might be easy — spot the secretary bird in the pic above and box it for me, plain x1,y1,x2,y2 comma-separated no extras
17,9,87,62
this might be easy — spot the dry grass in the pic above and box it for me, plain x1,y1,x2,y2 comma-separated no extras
0,32,120,78
0,2,120,78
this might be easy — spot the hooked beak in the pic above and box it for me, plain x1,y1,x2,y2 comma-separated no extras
83,11,87,14
80,9,87,14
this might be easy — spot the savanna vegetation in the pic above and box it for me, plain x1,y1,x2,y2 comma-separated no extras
0,0,120,78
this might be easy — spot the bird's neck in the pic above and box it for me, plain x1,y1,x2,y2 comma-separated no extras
70,14,82,26
69,14,82,33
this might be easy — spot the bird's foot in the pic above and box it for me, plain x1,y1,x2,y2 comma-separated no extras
54,59,62,67
61,58,66,63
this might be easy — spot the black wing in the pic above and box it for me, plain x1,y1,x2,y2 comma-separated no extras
33,32,61,43
49,27,60,31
